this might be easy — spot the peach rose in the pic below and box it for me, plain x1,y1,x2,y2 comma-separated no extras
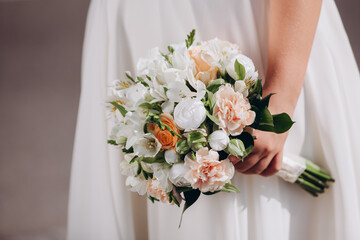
147,179,173,204
147,113,180,150
189,46,218,85
184,148,234,192
213,84,255,136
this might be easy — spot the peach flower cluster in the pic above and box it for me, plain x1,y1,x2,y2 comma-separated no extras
213,84,256,136
147,179,172,204
147,113,180,150
184,148,234,192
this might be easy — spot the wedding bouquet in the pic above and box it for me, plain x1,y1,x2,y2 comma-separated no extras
107,30,334,219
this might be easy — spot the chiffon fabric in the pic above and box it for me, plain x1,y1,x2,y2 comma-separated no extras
67,0,360,239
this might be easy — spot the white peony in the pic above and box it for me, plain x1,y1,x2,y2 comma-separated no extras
174,98,207,130
169,163,191,187
226,54,258,82
208,130,230,151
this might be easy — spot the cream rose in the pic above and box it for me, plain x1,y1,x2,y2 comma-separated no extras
213,84,256,136
189,46,219,85
174,98,206,130
184,148,234,192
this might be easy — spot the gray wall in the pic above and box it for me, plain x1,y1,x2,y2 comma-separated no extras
0,0,89,239
0,0,358,239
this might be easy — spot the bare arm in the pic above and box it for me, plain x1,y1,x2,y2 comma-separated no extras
230,0,322,176
264,0,322,115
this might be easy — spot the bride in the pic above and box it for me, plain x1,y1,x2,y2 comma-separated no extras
67,0,360,239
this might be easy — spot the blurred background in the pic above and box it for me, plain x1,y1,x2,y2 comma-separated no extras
0,0,359,239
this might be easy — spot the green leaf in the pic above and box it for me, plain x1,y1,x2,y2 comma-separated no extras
240,132,254,159
168,45,174,54
110,102,127,117
136,161,142,176
202,190,220,195
107,140,118,146
227,139,245,157
254,113,294,134
175,187,193,193
179,189,201,228
258,93,275,109
168,191,181,207
175,139,191,155
206,110,220,124
207,78,226,93
125,72,135,83
136,76,149,87
185,29,196,48
191,151,196,161
206,90,216,112
252,105,274,126
248,79,262,103
162,122,183,138
122,147,134,153
142,156,166,164
129,155,140,164
148,195,160,203
221,182,240,193
234,59,246,80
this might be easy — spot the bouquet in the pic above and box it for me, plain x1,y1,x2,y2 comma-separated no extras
107,30,334,221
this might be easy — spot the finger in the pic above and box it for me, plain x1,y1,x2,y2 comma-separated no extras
234,152,262,173
260,152,283,177
243,155,274,175
228,155,241,166
228,146,260,166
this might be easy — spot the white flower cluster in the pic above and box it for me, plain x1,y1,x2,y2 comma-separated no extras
107,32,259,205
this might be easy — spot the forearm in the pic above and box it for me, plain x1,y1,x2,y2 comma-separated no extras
264,0,322,115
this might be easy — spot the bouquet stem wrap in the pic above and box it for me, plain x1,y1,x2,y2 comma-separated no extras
277,153,335,196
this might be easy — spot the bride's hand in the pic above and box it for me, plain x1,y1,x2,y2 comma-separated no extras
229,130,288,177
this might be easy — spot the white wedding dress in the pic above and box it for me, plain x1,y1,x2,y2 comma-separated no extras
67,0,360,239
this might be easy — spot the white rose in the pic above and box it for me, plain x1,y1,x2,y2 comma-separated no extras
208,130,230,151
169,163,191,187
164,149,179,164
226,54,258,82
174,98,206,130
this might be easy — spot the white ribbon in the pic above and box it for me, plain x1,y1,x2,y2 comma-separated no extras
276,153,307,183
